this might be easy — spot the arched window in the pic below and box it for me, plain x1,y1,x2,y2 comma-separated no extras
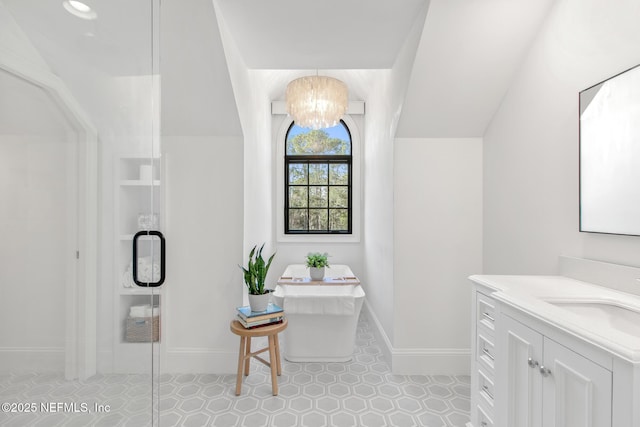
284,120,352,234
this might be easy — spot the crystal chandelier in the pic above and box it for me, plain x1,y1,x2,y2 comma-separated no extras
285,76,348,129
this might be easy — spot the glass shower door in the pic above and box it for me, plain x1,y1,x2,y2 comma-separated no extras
0,0,163,425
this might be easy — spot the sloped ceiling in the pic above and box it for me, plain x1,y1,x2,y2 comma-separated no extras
3,0,555,139
0,69,72,136
210,0,554,138
396,0,555,137
161,0,241,136
214,0,428,70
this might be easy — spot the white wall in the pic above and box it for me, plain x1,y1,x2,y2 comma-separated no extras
363,5,428,360
361,70,397,350
0,135,73,372
393,138,482,374
162,135,243,373
484,0,640,274
362,2,428,367
214,1,275,269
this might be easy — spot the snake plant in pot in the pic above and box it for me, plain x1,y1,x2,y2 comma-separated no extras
239,243,276,312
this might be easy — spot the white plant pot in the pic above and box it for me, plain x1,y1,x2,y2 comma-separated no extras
310,267,325,281
248,292,271,312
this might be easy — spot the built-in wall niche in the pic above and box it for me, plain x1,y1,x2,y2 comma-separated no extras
119,157,160,182
113,156,164,371
120,295,160,343
580,64,640,236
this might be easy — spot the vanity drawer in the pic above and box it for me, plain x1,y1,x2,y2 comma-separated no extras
477,404,494,427
477,333,495,373
477,368,495,410
477,293,496,333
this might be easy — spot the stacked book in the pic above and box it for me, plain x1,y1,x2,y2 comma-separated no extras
236,303,284,329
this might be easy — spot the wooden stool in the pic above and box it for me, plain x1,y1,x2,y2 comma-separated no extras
229,318,288,396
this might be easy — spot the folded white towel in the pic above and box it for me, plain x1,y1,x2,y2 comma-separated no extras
135,257,161,282
122,269,134,288
145,306,161,317
130,304,150,317
283,295,355,316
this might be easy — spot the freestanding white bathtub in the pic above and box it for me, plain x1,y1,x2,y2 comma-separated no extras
273,264,365,362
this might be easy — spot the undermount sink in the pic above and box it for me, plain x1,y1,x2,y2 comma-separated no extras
546,300,640,338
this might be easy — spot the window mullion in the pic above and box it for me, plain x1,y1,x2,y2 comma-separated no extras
307,162,311,226
327,176,332,233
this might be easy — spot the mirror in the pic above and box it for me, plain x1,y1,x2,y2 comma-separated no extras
580,64,640,236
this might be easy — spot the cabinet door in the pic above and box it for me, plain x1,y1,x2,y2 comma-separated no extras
498,315,544,427
542,338,612,427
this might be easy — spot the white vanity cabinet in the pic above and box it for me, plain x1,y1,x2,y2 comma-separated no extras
470,286,498,427
467,270,640,427
468,262,640,427
496,313,612,427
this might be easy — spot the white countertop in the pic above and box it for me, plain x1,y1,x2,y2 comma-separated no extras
470,274,640,362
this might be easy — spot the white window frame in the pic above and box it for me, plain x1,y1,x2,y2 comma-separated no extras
275,114,361,243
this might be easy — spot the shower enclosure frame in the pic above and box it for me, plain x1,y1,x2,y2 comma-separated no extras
1,2,164,424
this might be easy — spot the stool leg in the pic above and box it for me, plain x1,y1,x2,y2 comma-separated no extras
274,333,282,376
235,336,246,396
244,337,251,376
268,335,278,396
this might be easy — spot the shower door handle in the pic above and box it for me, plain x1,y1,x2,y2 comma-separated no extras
132,230,166,287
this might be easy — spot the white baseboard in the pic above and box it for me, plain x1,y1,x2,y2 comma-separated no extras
362,300,394,367
97,347,241,375
164,348,237,374
363,301,471,375
392,347,470,375
0,347,64,372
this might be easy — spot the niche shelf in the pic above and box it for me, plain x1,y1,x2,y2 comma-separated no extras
112,155,165,372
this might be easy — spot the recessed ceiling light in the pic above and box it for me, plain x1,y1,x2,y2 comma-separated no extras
63,0,97,20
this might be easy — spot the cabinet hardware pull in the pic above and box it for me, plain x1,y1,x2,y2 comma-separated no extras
539,366,552,377
482,347,494,361
482,385,494,400
527,357,539,368
482,312,495,322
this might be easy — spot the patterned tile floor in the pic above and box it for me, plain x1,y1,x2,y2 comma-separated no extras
0,311,470,426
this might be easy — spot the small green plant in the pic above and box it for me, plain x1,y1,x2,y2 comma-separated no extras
239,244,276,295
306,252,330,268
